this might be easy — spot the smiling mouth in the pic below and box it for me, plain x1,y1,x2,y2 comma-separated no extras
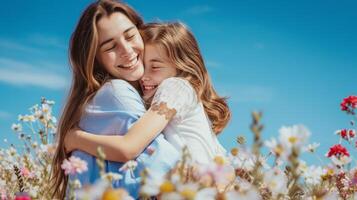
142,84,158,94
117,55,139,70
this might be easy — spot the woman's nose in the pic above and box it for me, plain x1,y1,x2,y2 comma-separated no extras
118,41,134,58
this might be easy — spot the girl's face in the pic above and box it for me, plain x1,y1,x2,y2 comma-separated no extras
140,44,178,101
96,12,144,81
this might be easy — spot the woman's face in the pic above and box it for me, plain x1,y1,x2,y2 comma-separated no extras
96,12,144,81
140,44,178,101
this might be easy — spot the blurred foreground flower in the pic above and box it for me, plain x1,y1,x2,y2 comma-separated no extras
61,156,88,175
1,96,357,199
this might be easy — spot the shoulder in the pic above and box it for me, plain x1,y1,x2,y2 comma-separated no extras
109,79,138,93
157,77,196,98
159,77,191,88
105,79,140,98
152,77,198,116
99,79,145,113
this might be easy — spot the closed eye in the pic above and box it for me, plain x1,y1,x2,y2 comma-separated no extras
105,44,116,52
152,66,161,70
126,34,136,41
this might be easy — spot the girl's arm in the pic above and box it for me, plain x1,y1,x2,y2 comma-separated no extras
66,105,176,162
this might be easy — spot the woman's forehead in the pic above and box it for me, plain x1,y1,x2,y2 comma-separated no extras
97,12,135,41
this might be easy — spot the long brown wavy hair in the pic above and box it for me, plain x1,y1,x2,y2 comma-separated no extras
141,22,231,134
50,0,144,198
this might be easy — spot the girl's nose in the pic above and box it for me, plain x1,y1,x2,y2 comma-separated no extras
141,75,150,81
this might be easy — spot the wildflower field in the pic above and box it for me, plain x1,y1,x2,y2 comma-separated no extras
1,96,357,200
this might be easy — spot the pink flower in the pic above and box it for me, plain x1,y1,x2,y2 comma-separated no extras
61,156,88,175
340,95,357,114
1,189,7,200
20,167,35,179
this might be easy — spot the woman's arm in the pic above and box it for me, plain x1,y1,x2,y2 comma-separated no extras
66,104,176,162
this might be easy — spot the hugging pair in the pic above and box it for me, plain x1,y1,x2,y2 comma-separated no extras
51,0,231,199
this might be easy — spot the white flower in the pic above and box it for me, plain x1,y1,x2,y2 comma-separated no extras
330,155,352,166
140,182,161,196
41,103,50,113
279,124,310,150
265,138,286,158
0,179,5,188
34,109,42,118
29,185,39,198
119,160,138,172
11,123,22,132
6,146,17,156
303,142,320,153
73,179,82,189
32,142,38,149
119,160,138,178
197,159,235,188
161,192,183,200
303,165,324,186
234,178,256,192
322,191,339,200
176,182,199,199
101,172,123,182
195,188,217,200
11,173,17,182
76,179,110,200
263,167,288,197
225,189,262,200
45,100,55,105
21,115,36,122
297,160,308,174
229,148,255,171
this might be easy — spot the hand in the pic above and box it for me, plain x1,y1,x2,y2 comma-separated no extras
64,127,80,153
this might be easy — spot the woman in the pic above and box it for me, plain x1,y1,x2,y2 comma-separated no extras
50,1,179,199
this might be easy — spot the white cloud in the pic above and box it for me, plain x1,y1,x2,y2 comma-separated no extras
0,39,42,54
183,5,213,15
0,111,12,120
0,58,69,90
27,34,67,50
216,84,273,103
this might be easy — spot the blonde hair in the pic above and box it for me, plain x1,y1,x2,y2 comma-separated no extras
141,22,231,134
50,0,144,198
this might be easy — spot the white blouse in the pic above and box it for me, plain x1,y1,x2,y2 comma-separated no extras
151,77,227,164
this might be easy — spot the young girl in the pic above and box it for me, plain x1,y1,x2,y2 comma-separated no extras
65,22,231,164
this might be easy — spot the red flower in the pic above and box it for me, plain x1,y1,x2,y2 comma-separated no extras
326,144,350,158
341,95,357,114
337,129,356,140
14,192,31,200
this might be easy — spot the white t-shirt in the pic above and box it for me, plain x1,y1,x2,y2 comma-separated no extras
151,77,227,164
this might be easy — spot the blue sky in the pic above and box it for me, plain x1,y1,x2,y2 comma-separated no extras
0,0,356,164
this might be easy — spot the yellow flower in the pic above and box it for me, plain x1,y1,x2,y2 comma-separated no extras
160,181,175,193
231,148,239,156
180,188,196,200
213,156,225,165
101,188,127,200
